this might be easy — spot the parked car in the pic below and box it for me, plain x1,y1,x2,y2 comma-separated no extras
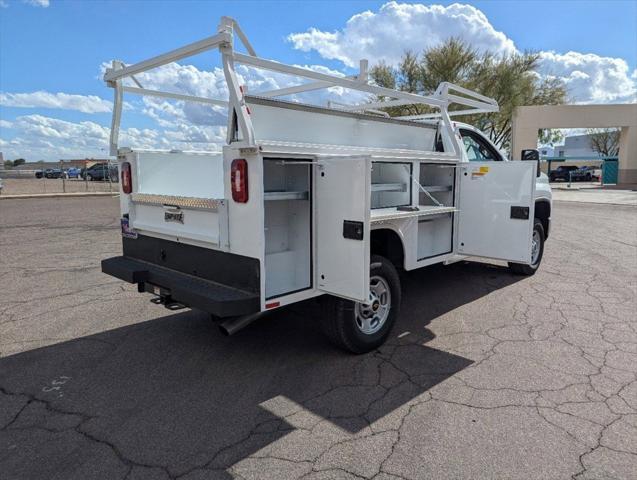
592,167,602,181
35,170,44,179
549,165,580,182
82,163,118,181
44,168,64,179
64,167,82,179
572,165,600,181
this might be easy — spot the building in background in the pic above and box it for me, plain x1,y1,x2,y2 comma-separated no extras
539,146,555,157
554,133,600,158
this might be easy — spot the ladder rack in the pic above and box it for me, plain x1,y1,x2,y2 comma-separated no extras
104,16,499,158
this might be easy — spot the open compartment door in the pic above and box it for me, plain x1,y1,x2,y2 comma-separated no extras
457,161,536,263
315,156,371,302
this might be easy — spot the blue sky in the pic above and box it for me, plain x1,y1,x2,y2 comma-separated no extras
1,0,636,160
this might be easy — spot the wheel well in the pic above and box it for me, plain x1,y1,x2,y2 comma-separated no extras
535,201,551,239
370,229,404,269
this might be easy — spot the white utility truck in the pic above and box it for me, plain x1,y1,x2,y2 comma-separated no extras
102,17,552,353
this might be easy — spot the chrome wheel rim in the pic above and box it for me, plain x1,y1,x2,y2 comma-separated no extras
355,275,391,335
531,229,541,265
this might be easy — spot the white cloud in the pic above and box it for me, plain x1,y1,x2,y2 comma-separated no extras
0,119,13,129
287,1,636,105
2,55,370,159
538,51,637,103
0,91,115,113
163,124,226,144
23,0,49,7
0,113,226,161
14,115,109,142
287,1,517,68
109,60,369,128
126,62,229,127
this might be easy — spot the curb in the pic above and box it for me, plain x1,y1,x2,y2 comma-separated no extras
0,192,119,200
553,199,637,207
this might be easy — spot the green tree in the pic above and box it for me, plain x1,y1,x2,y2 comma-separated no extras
370,39,567,151
12,158,26,167
538,129,564,148
587,128,620,157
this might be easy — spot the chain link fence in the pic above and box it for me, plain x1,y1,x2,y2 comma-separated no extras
0,161,119,196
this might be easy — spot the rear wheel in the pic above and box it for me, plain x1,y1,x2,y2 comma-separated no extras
320,255,401,354
86,174,93,181
508,218,545,276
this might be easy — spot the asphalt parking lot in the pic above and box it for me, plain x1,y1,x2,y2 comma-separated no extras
1,197,636,480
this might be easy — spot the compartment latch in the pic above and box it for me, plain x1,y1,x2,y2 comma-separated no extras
510,206,530,220
343,220,364,240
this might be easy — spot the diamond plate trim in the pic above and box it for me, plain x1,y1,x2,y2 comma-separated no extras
131,193,223,210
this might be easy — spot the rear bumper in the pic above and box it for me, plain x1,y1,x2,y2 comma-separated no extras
102,256,260,317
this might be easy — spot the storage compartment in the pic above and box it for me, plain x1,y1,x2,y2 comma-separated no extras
127,151,227,248
417,213,453,260
371,162,411,209
418,163,455,207
263,159,311,298
416,163,455,260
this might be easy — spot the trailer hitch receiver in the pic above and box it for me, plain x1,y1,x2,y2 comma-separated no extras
150,294,186,311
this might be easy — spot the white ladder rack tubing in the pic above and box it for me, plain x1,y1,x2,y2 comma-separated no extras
105,16,497,158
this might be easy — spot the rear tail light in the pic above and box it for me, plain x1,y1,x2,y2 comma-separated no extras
231,159,248,203
121,161,132,194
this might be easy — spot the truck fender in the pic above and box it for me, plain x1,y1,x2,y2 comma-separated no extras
370,227,406,270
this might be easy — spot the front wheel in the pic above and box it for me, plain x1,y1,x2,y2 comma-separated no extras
508,218,545,276
320,255,401,354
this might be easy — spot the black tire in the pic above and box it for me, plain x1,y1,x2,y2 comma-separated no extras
86,174,93,181
508,218,545,276
320,255,401,354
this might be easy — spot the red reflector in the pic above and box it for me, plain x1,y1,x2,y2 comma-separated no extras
265,302,280,309
121,162,132,194
231,159,248,203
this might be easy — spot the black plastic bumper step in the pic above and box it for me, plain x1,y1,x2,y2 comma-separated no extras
102,256,260,317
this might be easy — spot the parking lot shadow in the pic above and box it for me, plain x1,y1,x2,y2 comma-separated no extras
0,261,520,479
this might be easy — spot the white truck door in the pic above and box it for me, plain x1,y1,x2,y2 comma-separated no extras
315,156,371,302
457,161,536,263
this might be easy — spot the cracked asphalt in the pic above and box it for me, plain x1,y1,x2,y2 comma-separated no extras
0,197,636,480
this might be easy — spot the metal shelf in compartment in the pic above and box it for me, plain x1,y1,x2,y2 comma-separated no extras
422,185,452,193
264,190,309,201
371,182,407,193
371,205,457,222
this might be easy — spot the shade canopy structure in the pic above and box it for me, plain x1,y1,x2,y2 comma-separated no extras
511,104,637,184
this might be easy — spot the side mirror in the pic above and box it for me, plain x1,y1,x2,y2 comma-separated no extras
521,149,540,177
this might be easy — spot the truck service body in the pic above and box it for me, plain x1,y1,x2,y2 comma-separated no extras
102,17,551,352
